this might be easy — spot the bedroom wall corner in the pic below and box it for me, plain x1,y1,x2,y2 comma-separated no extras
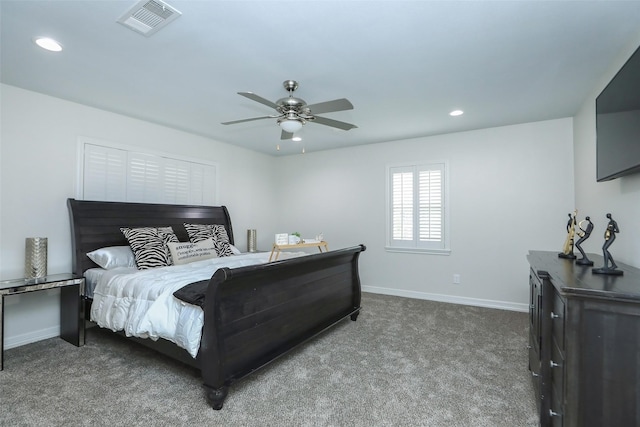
273,118,575,308
0,84,279,349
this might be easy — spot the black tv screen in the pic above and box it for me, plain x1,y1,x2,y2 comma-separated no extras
596,44,640,182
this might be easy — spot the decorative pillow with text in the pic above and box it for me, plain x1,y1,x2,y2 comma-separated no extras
167,239,218,265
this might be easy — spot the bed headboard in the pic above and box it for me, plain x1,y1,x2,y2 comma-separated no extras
67,198,234,277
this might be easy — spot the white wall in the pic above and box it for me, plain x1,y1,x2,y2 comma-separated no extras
573,37,640,268
0,84,278,348
0,84,578,350
4,36,639,350
274,118,575,311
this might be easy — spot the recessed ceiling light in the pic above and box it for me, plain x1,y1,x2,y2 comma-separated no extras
292,136,302,142
449,110,464,117
34,37,63,52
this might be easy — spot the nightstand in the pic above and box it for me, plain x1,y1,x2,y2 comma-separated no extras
0,273,85,370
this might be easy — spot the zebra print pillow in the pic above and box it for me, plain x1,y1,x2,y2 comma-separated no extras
120,226,179,269
183,223,234,257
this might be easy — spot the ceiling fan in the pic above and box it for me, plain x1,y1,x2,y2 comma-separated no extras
221,80,357,140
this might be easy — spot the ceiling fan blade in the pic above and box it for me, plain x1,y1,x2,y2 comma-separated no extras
312,116,358,131
280,130,294,140
306,98,354,114
238,92,279,110
221,116,273,125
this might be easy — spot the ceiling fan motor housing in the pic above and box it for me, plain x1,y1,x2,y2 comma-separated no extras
277,112,305,125
277,97,306,112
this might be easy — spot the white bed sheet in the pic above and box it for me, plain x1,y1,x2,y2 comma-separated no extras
90,251,307,358
84,267,138,298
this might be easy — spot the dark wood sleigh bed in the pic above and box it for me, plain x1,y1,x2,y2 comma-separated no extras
67,198,366,410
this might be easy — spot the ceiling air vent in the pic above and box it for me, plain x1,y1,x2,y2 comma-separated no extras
117,0,182,37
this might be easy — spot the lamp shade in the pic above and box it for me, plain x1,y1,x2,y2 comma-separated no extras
280,119,303,133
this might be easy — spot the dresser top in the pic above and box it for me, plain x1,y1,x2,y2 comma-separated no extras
528,250,640,302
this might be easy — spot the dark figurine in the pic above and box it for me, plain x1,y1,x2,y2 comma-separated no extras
575,216,594,266
593,213,623,276
558,211,577,259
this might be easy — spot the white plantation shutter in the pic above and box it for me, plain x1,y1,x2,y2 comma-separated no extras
127,152,163,202
83,144,127,201
388,162,448,253
418,165,443,243
81,140,217,205
392,168,414,241
163,158,190,204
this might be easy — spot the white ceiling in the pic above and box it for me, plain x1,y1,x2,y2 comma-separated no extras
2,1,640,156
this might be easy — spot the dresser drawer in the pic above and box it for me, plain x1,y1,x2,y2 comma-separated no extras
529,330,540,364
550,339,564,405
550,386,564,427
529,332,541,406
551,290,565,351
530,271,541,338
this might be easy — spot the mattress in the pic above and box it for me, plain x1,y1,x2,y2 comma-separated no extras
88,251,307,357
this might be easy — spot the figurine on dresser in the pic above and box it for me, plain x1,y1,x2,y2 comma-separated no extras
575,216,594,266
558,210,577,259
593,213,623,276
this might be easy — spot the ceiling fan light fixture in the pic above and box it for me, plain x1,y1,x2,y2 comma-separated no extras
279,118,303,133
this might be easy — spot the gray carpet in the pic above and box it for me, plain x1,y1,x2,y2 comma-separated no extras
1,293,538,426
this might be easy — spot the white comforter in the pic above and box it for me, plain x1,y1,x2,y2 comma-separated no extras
90,251,307,357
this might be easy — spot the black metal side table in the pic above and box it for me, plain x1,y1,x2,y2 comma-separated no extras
0,273,85,370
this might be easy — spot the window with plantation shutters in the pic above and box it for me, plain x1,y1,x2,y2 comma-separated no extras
387,162,449,254
80,138,217,206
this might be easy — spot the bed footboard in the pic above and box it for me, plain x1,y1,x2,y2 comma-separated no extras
199,244,366,410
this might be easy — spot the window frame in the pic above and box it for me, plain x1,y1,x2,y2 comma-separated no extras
385,161,451,255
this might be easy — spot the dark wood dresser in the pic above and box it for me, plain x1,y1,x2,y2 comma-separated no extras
527,250,640,427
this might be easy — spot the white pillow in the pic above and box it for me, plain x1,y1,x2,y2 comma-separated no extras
167,239,218,265
87,246,136,269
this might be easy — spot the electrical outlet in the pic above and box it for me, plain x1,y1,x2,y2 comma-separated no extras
453,274,461,284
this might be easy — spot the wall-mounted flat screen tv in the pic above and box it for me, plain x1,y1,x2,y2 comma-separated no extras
596,44,640,182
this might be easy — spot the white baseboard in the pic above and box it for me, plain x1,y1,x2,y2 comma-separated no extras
362,285,529,313
4,325,60,350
